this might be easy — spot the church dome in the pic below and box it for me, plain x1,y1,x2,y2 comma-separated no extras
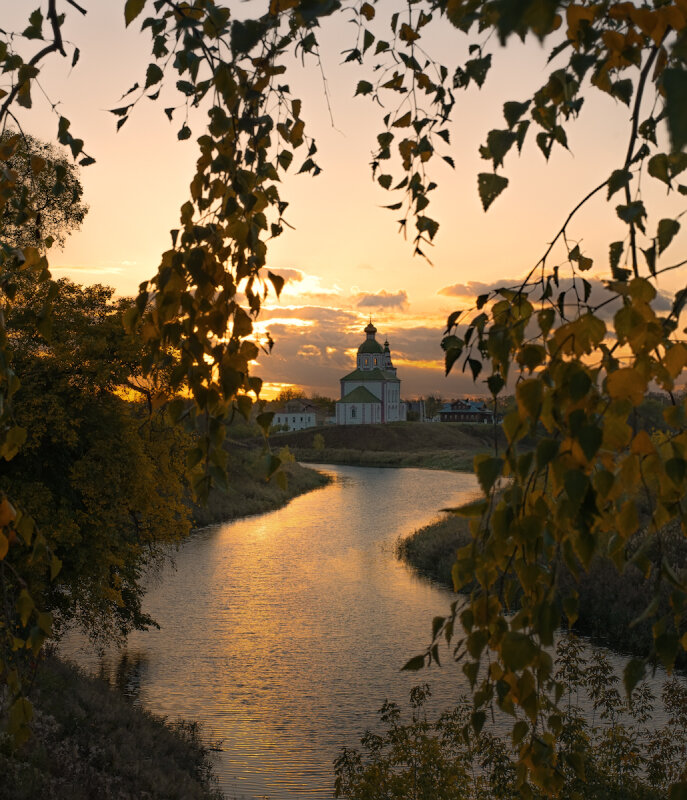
364,321,377,335
358,338,384,354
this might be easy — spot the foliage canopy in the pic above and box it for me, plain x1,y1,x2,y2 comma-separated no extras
0,1,685,795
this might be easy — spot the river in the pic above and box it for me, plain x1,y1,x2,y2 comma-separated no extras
59,464,679,799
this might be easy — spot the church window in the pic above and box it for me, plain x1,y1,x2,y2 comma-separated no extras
374,358,378,365
351,407,357,418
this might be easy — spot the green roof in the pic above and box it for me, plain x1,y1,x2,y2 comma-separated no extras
358,339,384,354
341,368,400,383
337,386,381,404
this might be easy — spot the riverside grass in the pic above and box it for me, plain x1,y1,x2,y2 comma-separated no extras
397,513,687,667
0,657,224,800
192,446,330,527
279,421,504,472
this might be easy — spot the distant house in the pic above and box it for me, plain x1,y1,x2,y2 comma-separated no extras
335,321,407,425
439,399,495,424
272,399,317,431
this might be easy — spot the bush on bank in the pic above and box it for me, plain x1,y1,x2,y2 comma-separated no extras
334,637,687,800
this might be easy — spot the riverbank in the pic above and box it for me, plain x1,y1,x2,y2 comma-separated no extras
191,446,330,527
1,452,329,800
0,657,223,800
276,421,503,471
398,513,687,667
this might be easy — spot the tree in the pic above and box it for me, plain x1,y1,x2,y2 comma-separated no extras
424,396,444,420
0,3,685,794
2,277,192,642
0,130,88,250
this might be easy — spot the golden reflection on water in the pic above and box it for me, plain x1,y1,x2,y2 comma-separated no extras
64,466,482,798
62,464,685,799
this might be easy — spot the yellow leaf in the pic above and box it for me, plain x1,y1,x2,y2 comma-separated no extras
0,496,16,527
603,416,632,452
30,155,46,174
631,430,654,455
606,367,646,405
124,0,146,27
664,343,687,379
567,4,598,43
617,499,639,539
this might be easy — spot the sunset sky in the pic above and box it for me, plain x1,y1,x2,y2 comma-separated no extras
6,2,686,399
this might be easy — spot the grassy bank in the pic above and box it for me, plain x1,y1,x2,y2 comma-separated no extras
0,657,223,800
398,514,687,666
191,445,330,527
276,421,502,471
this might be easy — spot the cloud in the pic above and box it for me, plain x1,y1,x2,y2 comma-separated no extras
438,281,497,298
356,289,409,310
51,265,124,275
438,276,672,319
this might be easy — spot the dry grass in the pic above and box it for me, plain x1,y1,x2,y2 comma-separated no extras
398,514,687,667
192,450,330,528
0,657,224,800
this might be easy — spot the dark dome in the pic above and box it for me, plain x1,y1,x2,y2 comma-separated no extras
364,321,377,335
358,339,384,354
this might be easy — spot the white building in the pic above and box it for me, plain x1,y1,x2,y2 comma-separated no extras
335,322,407,425
273,399,317,431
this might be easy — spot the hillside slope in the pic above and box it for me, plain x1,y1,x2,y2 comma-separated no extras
275,422,503,470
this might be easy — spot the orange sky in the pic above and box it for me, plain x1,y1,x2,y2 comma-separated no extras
5,2,686,399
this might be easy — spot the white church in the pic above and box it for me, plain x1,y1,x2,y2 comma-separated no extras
335,321,407,425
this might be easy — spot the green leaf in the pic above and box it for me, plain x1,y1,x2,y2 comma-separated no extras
124,0,147,27
231,18,268,55
487,373,505,396
501,632,538,671
474,454,503,494
477,172,508,211
355,80,373,96
267,270,285,298
536,438,559,469
578,424,602,461
623,657,646,698
616,201,647,233
416,215,439,240
611,78,633,106
657,218,680,255
655,631,678,672
393,111,412,128
503,100,530,129
466,54,492,87
402,654,426,671
485,129,517,168
512,720,529,744
256,412,274,436
664,68,687,152
609,241,624,276
564,470,589,504
145,63,163,88
643,243,656,276
23,8,44,39
648,153,670,185
607,169,631,200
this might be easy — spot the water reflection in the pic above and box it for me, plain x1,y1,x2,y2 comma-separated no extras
59,465,682,800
